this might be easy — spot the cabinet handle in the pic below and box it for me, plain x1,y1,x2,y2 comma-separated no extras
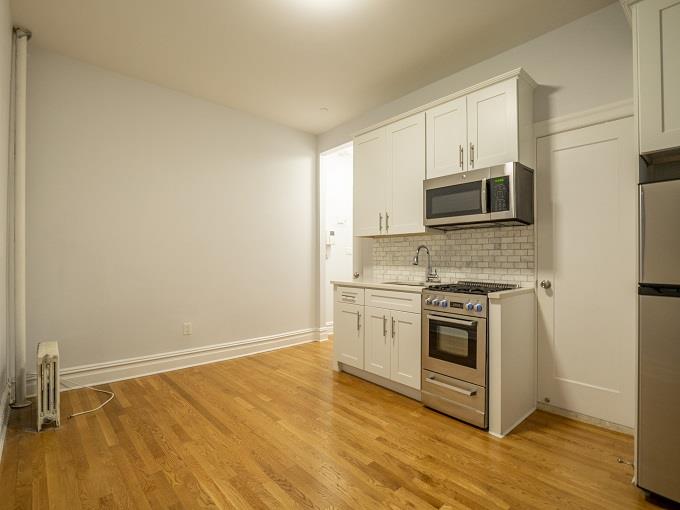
385,212,389,232
391,316,395,342
382,315,387,338
469,142,474,168
356,312,361,331
459,145,463,169
379,212,383,233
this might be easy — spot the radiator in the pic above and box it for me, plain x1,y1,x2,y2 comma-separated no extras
36,341,60,431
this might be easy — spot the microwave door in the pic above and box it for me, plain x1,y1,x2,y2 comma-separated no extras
424,175,490,227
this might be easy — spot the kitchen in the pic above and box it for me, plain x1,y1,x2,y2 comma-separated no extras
1,0,679,508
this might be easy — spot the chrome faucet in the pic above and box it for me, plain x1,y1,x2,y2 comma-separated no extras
412,245,440,282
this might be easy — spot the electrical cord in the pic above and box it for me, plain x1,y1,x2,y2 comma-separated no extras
27,371,116,418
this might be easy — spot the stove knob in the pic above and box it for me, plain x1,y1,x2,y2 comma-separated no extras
425,297,433,305
440,299,449,308
465,302,474,311
474,303,483,312
432,298,440,306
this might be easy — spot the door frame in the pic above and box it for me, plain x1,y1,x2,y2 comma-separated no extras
318,142,355,337
533,98,636,429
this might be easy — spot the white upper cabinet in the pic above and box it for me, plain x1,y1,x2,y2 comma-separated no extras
354,113,426,237
634,0,680,153
467,79,519,170
426,97,467,178
386,113,426,235
354,128,387,236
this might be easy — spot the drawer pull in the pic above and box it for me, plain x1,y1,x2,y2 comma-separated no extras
426,376,476,396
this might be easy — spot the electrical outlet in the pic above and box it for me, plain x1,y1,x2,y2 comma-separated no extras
183,322,192,336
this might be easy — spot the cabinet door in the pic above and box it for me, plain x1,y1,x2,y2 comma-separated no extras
636,0,680,153
386,112,426,235
390,311,422,389
364,306,390,378
333,302,364,369
467,79,518,169
426,97,468,178
354,128,387,236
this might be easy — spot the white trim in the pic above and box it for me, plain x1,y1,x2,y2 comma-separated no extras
354,67,536,138
26,327,325,395
534,99,634,139
537,401,634,436
488,407,536,439
0,386,10,462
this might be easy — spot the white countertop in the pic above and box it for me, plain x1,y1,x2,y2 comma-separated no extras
332,279,534,297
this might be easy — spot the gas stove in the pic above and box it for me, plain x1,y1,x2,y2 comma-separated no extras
426,281,518,295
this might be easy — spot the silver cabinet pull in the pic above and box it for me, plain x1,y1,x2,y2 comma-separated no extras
469,142,474,168
385,212,389,232
379,212,383,233
540,280,552,289
382,315,387,338
356,312,361,331
459,145,463,169
391,316,396,341
426,376,476,396
427,314,475,327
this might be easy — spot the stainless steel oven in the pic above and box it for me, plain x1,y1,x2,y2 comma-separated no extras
423,162,534,230
421,286,493,428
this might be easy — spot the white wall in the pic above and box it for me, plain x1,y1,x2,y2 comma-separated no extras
25,48,318,370
318,3,632,151
0,0,12,403
321,145,353,326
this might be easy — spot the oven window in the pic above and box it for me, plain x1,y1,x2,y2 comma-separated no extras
426,181,483,219
428,319,477,369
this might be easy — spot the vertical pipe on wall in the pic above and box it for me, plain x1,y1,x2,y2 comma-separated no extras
10,27,31,408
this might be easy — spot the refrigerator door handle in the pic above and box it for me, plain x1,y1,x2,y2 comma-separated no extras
640,187,645,281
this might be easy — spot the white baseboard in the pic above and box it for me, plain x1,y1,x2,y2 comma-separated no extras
0,386,10,462
537,401,634,435
489,406,537,439
27,327,325,395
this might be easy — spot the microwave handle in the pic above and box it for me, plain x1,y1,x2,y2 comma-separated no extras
427,314,475,327
480,177,487,214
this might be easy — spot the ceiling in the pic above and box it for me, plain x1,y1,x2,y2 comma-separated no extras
12,0,615,134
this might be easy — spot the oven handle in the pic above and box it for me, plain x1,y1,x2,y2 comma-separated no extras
425,376,477,396
426,314,475,327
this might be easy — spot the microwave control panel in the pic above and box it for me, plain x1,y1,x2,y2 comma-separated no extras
489,176,510,212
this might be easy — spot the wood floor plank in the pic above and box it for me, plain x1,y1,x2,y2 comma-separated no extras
0,340,672,509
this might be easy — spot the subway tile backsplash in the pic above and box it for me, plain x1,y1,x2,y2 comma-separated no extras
372,225,535,286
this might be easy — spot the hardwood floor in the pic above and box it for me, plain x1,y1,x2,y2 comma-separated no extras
0,340,670,509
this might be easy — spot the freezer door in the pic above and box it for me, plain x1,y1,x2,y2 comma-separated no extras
640,180,680,285
638,293,680,502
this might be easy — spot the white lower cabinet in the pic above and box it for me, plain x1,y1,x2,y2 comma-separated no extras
364,306,391,378
364,306,421,390
333,302,364,369
390,310,421,389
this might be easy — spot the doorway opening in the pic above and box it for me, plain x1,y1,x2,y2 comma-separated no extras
320,142,353,332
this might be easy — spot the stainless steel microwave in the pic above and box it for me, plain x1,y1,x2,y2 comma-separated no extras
423,162,534,230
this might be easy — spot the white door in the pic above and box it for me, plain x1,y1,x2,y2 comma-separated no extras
354,128,386,236
333,302,364,369
467,79,518,170
636,0,680,153
386,112,426,235
536,117,637,427
364,306,390,378
426,97,467,178
390,310,421,390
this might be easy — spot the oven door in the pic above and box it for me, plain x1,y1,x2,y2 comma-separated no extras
422,312,487,386
424,170,490,227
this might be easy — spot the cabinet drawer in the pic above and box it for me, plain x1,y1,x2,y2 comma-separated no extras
335,286,365,305
365,289,420,313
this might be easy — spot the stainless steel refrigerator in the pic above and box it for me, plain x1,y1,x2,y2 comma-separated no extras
638,156,680,503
